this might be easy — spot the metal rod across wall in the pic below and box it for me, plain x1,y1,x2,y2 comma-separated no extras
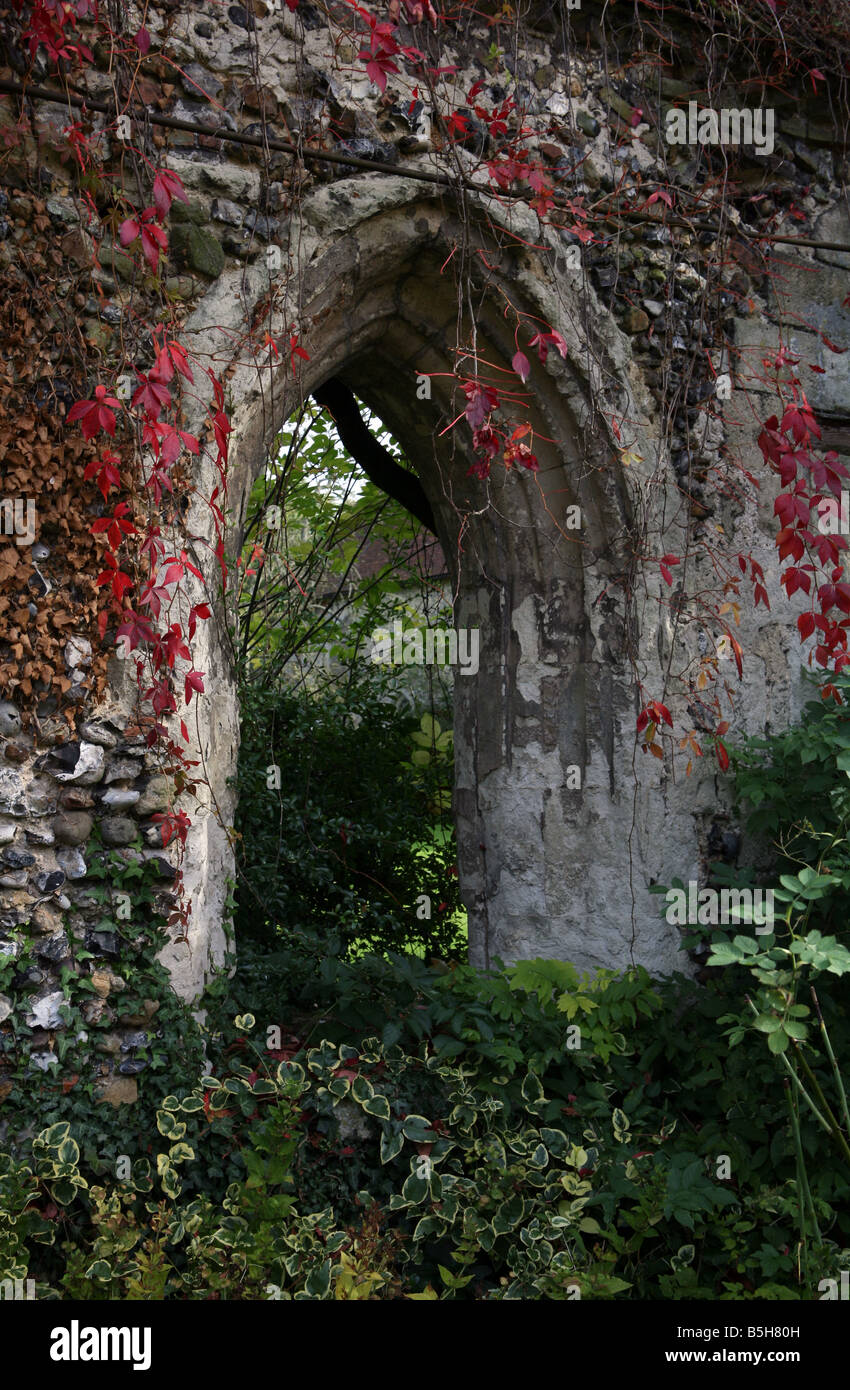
1,76,850,253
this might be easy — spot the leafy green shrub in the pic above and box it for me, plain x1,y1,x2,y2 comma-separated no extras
645,671,850,1290
6,982,845,1301
13,656,850,1303
234,678,463,957
2,910,847,1304
203,936,850,1297
731,669,850,937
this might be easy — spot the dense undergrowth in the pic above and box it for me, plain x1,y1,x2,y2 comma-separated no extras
3,940,848,1300
233,678,465,959
3,675,850,1299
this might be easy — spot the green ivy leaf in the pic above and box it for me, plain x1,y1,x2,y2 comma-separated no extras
304,1259,331,1298
380,1129,404,1164
401,1171,430,1204
57,1137,79,1167
363,1094,391,1121
402,1114,436,1143
41,1122,71,1148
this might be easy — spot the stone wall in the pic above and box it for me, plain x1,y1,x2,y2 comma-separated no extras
0,0,848,1103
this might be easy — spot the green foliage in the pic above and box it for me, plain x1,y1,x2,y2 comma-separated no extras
678,675,850,1192
206,929,850,1297
403,713,454,816
234,678,463,957
652,671,850,1291
239,401,443,696
731,670,850,936
234,398,465,961
7,674,850,1301
3,927,849,1301
0,849,208,1189
707,922,850,1196
508,959,662,1063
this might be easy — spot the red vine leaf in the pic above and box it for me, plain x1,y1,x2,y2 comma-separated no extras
119,210,167,273
83,449,122,501
512,350,531,383
152,169,188,221
67,385,120,440
184,670,205,705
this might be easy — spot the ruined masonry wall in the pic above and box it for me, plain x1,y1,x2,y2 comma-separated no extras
0,0,848,1106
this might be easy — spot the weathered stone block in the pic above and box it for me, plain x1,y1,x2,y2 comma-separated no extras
53,812,93,845
169,223,226,278
95,1075,138,1106
99,816,138,847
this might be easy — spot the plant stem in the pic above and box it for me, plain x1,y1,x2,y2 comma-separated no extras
745,997,832,1133
811,986,850,1140
792,1043,850,1169
785,1080,822,1262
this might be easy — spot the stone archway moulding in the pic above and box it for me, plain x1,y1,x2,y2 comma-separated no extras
174,174,697,987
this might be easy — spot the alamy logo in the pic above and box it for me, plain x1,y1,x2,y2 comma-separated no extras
819,1270,850,1300
665,883,774,932
0,1277,35,1299
0,497,36,547
817,493,850,534
665,102,774,156
370,620,479,676
50,1320,152,1371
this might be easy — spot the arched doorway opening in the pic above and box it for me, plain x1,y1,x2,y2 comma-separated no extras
184,181,688,982
233,388,465,962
